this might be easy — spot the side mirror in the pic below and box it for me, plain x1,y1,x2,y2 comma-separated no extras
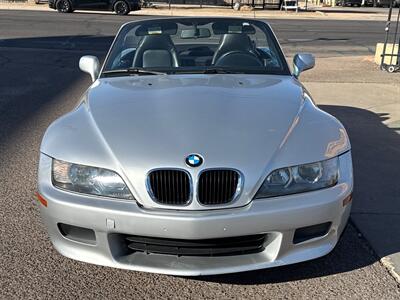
79,55,100,82
293,53,315,78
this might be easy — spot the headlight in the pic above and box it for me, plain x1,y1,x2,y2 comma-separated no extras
52,159,134,200
254,157,339,199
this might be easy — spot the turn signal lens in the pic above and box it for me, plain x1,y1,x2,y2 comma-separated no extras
343,194,352,206
35,192,48,207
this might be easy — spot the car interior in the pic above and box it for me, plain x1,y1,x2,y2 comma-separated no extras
107,20,284,73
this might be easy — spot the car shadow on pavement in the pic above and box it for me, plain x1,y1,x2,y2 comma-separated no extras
0,35,113,52
195,105,400,284
322,104,400,264
0,35,113,148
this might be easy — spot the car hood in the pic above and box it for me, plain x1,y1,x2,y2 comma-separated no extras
89,74,302,170
42,74,349,210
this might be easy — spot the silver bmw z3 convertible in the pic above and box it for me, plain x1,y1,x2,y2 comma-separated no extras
37,17,353,276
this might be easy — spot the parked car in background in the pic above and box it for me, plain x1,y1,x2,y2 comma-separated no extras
336,0,362,6
364,0,400,6
48,0,141,15
376,0,400,7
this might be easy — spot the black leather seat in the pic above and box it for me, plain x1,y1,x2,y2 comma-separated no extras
212,33,260,66
132,35,179,68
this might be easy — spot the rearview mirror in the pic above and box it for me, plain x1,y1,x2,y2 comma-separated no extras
181,28,211,39
293,53,315,78
79,55,100,82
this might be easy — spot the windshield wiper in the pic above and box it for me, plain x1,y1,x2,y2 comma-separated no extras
171,67,241,75
202,67,239,74
102,68,167,77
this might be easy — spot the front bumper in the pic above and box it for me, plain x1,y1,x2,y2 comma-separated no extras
37,152,353,276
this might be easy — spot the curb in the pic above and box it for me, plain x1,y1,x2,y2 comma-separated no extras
351,218,400,285
381,257,400,285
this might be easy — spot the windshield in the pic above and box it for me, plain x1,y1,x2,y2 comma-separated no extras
102,18,290,76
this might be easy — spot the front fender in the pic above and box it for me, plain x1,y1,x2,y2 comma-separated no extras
40,102,117,170
267,94,351,172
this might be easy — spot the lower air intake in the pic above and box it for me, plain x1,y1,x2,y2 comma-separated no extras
124,234,267,257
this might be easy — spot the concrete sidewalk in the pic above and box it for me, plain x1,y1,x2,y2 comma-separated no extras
301,55,400,282
0,2,390,20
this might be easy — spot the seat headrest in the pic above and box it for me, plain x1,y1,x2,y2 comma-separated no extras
132,34,179,68
143,50,173,68
219,34,253,51
138,34,175,51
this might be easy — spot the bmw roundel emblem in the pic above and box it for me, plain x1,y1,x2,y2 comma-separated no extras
185,154,203,167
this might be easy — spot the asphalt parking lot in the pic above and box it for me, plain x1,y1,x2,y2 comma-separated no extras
0,10,399,299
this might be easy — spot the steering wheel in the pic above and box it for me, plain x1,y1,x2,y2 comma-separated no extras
214,51,264,67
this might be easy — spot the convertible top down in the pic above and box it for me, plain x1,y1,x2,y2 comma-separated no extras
37,18,353,276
